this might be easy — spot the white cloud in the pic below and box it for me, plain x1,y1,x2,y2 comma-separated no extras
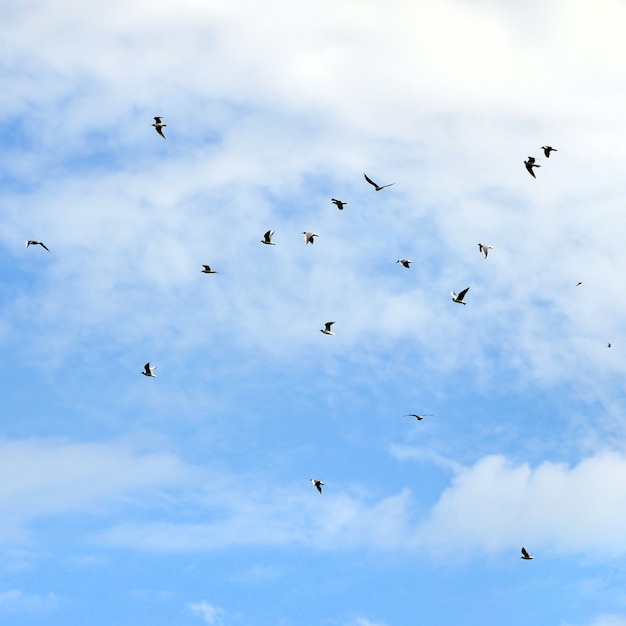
187,600,224,625
0,589,59,613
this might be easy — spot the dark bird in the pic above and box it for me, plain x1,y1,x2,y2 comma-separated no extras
364,173,395,191
332,198,347,210
320,321,335,336
451,287,470,305
152,117,166,138
521,547,534,560
608,343,612,348
201,265,218,274
311,478,324,494
261,230,275,245
576,282,582,286
397,259,413,268
525,157,540,178
541,146,557,158
25,240,50,252
141,362,157,378
404,413,435,421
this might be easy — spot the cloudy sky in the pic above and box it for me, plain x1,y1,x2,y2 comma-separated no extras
2,0,626,624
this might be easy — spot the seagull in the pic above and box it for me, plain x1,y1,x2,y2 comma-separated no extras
404,413,435,421
364,173,395,191
261,230,275,245
397,259,413,268
332,198,347,210
141,362,157,377
524,156,540,178
520,547,534,560
302,231,319,245
311,478,324,494
25,240,50,252
541,146,557,158
320,321,335,335
451,287,470,305
152,117,166,138
478,243,493,259
201,265,218,274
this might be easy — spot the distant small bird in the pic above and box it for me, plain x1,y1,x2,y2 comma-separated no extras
364,173,395,191
404,413,435,421
320,321,335,335
25,240,50,252
261,230,275,245
521,547,534,560
541,146,557,158
608,343,612,348
332,198,347,210
576,282,582,286
478,243,493,259
152,117,166,139
525,157,540,178
141,362,157,377
397,259,412,268
451,287,470,305
302,231,319,245
311,478,324,494
201,265,218,274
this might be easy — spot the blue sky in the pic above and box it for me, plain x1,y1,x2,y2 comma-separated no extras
2,0,626,624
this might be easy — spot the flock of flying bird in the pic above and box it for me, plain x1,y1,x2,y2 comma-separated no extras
23,118,557,562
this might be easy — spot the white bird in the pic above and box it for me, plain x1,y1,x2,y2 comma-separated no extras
404,413,435,421
311,478,324,494
25,240,50,252
364,173,395,191
303,231,319,245
201,265,218,274
478,243,493,259
451,287,470,305
152,116,166,138
261,230,275,245
397,259,413,268
524,156,540,178
320,321,335,335
521,547,534,560
332,198,347,210
141,362,157,377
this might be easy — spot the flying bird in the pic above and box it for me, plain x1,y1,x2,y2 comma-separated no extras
311,478,324,494
141,362,157,377
201,265,218,274
478,243,493,259
364,173,395,191
541,146,557,158
332,198,347,210
608,343,612,348
576,282,582,286
152,116,166,138
520,547,534,560
404,413,435,421
524,157,540,178
302,231,319,245
25,240,50,252
261,230,275,245
397,259,413,268
320,321,335,335
451,287,470,305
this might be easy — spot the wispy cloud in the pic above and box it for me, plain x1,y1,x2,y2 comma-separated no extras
0,589,59,613
187,600,225,625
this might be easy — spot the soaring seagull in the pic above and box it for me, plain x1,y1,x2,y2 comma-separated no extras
25,240,50,252
152,117,166,139
541,146,557,158
201,265,218,274
332,198,347,210
451,287,470,305
320,321,335,335
397,259,413,268
364,173,395,191
261,230,275,245
302,231,319,245
141,362,157,377
311,478,324,494
524,156,540,178
520,547,534,560
478,243,493,259
404,413,435,421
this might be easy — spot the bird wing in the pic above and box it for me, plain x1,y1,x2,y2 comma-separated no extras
521,547,530,558
143,363,151,374
458,287,470,300
325,322,335,331
156,127,166,138
154,117,162,123
363,173,378,188
40,242,50,252
380,182,395,189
